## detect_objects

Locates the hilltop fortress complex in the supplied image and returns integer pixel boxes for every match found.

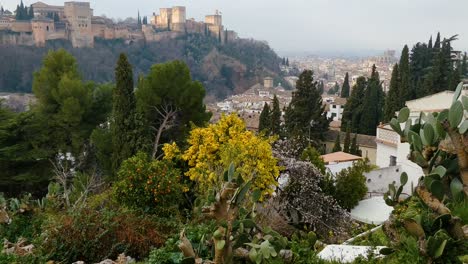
[0,1,238,47]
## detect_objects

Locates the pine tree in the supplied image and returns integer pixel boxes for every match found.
[332,133,342,152]
[259,102,271,133]
[399,45,411,100]
[383,63,400,122]
[284,70,330,141]
[341,72,350,98]
[359,65,383,136]
[270,95,281,135]
[449,60,461,91]
[343,127,351,153]
[111,54,138,175]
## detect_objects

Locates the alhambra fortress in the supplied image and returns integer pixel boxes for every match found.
[0,1,238,47]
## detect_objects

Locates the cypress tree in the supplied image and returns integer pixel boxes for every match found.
[428,35,433,49]
[282,57,286,65]
[383,64,400,122]
[350,134,362,156]
[259,103,271,133]
[224,29,228,43]
[359,65,383,136]
[286,58,289,67]
[28,5,34,19]
[399,45,411,100]
[270,95,281,135]
[343,127,351,153]
[284,70,330,141]
[341,72,350,98]
[111,54,138,175]
[341,76,366,133]
[332,133,342,152]
[434,32,441,50]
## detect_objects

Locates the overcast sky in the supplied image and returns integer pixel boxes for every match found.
[2,0,467,55]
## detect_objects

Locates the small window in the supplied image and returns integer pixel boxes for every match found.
[46,26,49,31]
[390,156,397,166]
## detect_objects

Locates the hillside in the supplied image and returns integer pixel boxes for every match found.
[0,35,288,101]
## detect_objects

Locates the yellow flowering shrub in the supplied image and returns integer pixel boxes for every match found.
[163,114,280,196]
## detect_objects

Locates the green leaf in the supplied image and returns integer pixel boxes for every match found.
[410,133,423,152]
[429,180,444,201]
[435,122,446,140]
[242,219,256,228]
[413,151,427,167]
[398,107,410,123]
[400,172,408,186]
[462,95,468,110]
[216,240,226,250]
[448,101,463,129]
[228,162,235,182]
[235,181,252,205]
[437,109,449,123]
[390,118,402,135]
[249,248,258,262]
[252,189,261,203]
[459,120,468,134]
[420,124,435,146]
[431,166,446,177]
[450,178,464,201]
[404,119,412,138]
[453,82,463,102]
[433,239,447,259]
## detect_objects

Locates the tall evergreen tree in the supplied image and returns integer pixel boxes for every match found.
[341,77,366,133]
[318,81,324,95]
[28,5,34,19]
[350,134,362,156]
[343,127,351,153]
[434,32,441,50]
[258,102,271,133]
[111,54,138,175]
[286,58,289,67]
[332,133,342,152]
[137,11,141,25]
[399,45,411,100]
[428,35,433,49]
[359,65,383,136]
[341,72,350,98]
[383,64,400,122]
[284,70,330,141]
[270,95,281,135]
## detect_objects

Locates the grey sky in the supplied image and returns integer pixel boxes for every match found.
[2,0,467,54]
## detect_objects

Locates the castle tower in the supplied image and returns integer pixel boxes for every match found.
[64,1,93,48]
[264,77,274,89]
[171,6,186,32]
[156,8,172,29]
[31,17,55,47]
[205,10,223,37]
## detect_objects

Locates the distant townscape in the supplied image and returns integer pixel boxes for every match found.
[0,1,238,47]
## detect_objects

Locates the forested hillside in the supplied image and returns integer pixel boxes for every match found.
[0,34,286,100]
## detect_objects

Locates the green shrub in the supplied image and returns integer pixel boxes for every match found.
[113,152,185,215]
[39,208,169,263]
[334,160,372,210]
[0,211,43,243]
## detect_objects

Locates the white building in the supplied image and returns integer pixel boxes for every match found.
[370,89,468,195]
[321,151,363,176]
[324,97,346,121]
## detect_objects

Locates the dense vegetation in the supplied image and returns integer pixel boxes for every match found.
[0,44,466,264]
[0,35,287,100]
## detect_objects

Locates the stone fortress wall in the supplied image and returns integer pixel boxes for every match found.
[0,1,238,48]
